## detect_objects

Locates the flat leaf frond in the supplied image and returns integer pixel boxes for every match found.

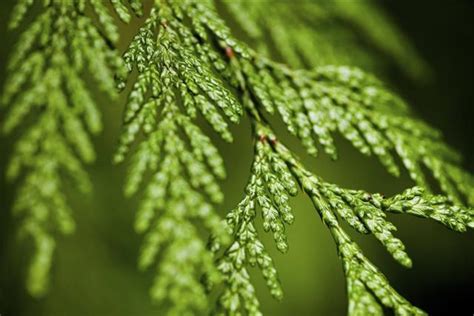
[2,0,133,297]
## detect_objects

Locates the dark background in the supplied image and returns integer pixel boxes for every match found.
[0,1,473,315]
[385,1,474,171]
[383,1,474,314]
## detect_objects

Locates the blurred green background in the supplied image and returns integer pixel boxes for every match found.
[1,1,473,315]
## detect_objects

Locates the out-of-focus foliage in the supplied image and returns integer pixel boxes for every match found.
[2,0,473,315]
[221,0,429,80]
[1,0,129,297]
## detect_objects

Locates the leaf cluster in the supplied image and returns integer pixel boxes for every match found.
[2,0,130,296]
[2,1,473,315]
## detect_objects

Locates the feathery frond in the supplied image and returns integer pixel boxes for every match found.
[115,1,473,315]
[3,0,473,315]
[221,0,428,79]
[115,3,237,313]
[2,0,129,296]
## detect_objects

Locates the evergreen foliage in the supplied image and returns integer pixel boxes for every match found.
[2,0,130,297]
[222,0,428,79]
[2,0,473,315]
[115,5,235,313]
